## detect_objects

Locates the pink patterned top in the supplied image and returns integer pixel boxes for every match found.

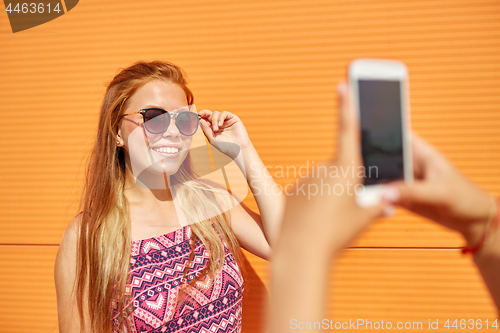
[112,224,244,333]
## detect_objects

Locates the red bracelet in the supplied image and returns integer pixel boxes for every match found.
[462,197,500,255]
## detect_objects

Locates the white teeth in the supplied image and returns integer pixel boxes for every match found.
[153,147,179,154]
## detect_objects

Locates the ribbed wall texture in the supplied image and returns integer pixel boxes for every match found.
[0,0,499,332]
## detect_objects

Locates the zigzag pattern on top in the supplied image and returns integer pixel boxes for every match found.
[112,224,244,333]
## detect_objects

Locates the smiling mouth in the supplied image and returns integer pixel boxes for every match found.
[151,147,180,154]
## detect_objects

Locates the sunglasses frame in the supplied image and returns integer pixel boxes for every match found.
[120,107,201,136]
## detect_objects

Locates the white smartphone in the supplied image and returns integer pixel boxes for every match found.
[348,59,413,207]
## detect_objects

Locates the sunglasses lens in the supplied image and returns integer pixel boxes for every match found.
[144,109,168,133]
[176,112,199,136]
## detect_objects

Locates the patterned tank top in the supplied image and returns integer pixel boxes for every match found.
[112,224,244,333]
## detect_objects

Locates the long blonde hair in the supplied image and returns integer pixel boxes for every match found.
[76,60,244,333]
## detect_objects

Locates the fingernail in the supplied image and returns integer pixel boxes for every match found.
[214,125,218,131]
[382,186,400,202]
[384,205,395,217]
[219,120,223,126]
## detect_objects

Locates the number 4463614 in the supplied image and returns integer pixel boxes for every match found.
[444,319,498,330]
[5,3,61,14]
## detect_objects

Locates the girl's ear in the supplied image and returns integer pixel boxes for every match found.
[116,127,124,147]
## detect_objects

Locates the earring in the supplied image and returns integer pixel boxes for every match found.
[116,140,120,146]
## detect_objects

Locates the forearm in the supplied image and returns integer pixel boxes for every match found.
[240,144,286,247]
[457,196,500,316]
[270,242,332,332]
[471,225,500,316]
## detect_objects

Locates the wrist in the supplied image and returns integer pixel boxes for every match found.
[273,240,333,274]
[462,196,499,255]
[460,192,494,244]
[462,220,489,250]
[275,228,342,265]
[240,142,255,155]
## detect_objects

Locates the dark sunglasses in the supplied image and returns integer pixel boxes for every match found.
[120,107,200,136]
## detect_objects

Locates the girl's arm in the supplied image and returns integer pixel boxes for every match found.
[198,110,286,259]
[238,143,286,248]
[385,134,500,315]
[55,215,89,333]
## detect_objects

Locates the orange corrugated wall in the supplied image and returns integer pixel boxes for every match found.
[1,0,499,332]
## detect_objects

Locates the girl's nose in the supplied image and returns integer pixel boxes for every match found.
[162,114,180,137]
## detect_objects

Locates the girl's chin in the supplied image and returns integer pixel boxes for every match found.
[128,150,190,183]
[134,163,182,189]
[143,162,182,176]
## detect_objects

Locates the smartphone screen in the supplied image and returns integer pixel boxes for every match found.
[358,79,404,185]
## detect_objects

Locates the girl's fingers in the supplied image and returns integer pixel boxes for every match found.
[212,111,221,131]
[362,202,393,221]
[383,181,446,209]
[198,109,235,131]
[199,110,215,129]
[199,118,214,140]
[198,109,220,131]
[219,111,228,127]
[337,82,362,179]
[198,109,212,119]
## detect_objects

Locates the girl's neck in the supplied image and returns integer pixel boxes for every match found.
[123,167,174,203]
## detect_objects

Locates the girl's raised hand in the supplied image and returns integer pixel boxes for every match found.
[198,110,252,151]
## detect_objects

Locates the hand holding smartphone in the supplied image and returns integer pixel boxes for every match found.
[348,59,413,207]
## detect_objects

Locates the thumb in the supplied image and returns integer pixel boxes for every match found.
[350,203,392,241]
[360,202,394,221]
[199,118,214,140]
[383,181,446,209]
